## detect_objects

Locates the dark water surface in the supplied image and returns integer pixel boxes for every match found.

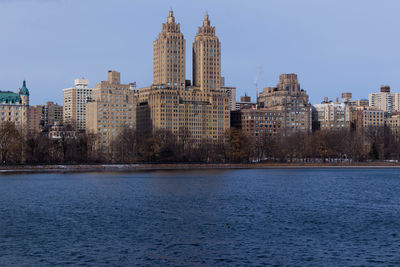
[0,168,400,266]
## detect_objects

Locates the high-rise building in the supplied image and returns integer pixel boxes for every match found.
[138,11,230,144]
[0,80,29,129]
[369,86,394,113]
[86,71,137,148]
[153,10,186,89]
[192,13,221,92]
[257,74,312,135]
[63,78,93,130]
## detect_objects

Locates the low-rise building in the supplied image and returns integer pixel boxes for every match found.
[352,106,386,130]
[385,115,400,136]
[231,108,282,143]
[48,121,76,140]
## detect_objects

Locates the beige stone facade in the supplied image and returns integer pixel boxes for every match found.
[352,106,385,130]
[257,74,312,135]
[138,11,230,144]
[385,115,400,136]
[86,71,137,147]
[153,11,186,89]
[192,14,221,92]
[0,81,29,130]
[221,86,237,111]
[63,78,92,130]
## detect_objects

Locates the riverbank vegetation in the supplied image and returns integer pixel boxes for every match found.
[1,121,400,165]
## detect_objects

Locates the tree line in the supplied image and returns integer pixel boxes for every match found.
[1,121,400,165]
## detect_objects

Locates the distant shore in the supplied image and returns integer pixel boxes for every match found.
[0,162,400,174]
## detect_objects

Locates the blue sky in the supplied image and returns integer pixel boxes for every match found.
[1,0,399,105]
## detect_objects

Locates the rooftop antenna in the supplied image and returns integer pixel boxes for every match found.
[253,66,262,103]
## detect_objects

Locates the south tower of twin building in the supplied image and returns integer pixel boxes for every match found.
[192,14,221,93]
[138,11,230,144]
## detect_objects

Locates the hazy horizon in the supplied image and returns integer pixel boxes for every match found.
[1,0,399,105]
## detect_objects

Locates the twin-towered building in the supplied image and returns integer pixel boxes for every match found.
[137,11,230,145]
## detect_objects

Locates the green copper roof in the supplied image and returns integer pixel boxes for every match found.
[19,80,30,96]
[0,91,22,104]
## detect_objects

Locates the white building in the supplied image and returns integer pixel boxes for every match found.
[368,86,400,114]
[313,100,351,130]
[62,78,93,130]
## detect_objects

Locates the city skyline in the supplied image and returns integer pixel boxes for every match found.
[1,0,400,105]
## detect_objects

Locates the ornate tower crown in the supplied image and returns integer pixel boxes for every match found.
[197,13,215,36]
[167,10,175,23]
[19,80,30,96]
[203,14,210,27]
[161,9,181,34]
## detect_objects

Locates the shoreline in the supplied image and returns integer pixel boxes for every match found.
[1,162,400,174]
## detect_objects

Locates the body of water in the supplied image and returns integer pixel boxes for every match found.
[0,168,399,266]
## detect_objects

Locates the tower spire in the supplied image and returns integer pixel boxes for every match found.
[203,13,210,27]
[168,9,175,23]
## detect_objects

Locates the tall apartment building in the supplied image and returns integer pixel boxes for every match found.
[0,80,29,129]
[43,101,63,128]
[369,86,393,113]
[86,71,137,147]
[138,11,230,144]
[257,74,312,135]
[63,78,92,130]
[312,100,351,131]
